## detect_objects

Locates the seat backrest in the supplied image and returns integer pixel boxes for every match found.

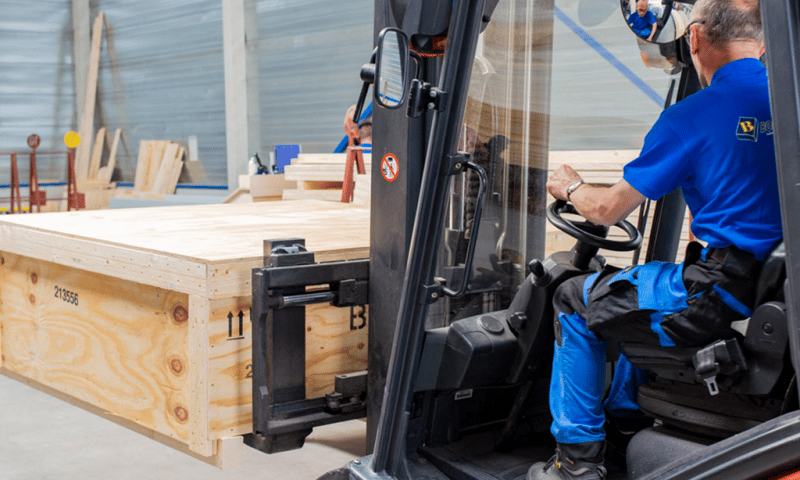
[755,242,786,305]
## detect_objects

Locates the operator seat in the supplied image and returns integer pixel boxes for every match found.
[620,243,794,439]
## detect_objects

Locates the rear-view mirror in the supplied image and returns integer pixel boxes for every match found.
[375,28,410,109]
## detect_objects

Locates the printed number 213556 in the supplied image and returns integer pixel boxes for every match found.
[54,286,79,306]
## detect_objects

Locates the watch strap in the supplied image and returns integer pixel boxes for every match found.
[566,180,585,201]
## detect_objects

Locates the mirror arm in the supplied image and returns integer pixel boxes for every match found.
[352,50,378,125]
[406,80,447,118]
[353,81,371,125]
[409,50,423,79]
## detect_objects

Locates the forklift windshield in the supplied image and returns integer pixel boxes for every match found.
[431,0,682,328]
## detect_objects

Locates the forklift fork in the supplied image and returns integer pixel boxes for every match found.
[246,238,369,453]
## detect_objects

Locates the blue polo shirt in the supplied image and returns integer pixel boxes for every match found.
[624,58,782,260]
[628,11,657,37]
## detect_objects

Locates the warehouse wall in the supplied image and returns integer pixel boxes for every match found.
[0,0,676,188]
[0,1,75,180]
[0,0,373,186]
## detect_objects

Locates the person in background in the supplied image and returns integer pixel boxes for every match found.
[628,0,658,41]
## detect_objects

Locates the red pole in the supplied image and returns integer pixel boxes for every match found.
[27,134,45,212]
[10,153,21,213]
[67,149,85,211]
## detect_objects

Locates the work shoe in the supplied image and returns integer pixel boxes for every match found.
[527,442,607,480]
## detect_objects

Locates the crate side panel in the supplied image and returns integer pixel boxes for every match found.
[0,252,192,442]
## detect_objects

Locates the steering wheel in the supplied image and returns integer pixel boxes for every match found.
[546,200,642,252]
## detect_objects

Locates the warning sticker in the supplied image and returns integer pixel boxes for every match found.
[381,154,399,182]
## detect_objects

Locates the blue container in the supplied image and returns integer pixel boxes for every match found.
[275,144,300,173]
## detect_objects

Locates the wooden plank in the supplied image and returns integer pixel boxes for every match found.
[189,294,212,455]
[0,200,369,296]
[285,164,350,182]
[352,173,371,206]
[0,253,191,443]
[548,149,640,165]
[282,189,343,202]
[162,147,186,194]
[97,128,121,183]
[133,140,153,191]
[144,140,169,192]
[293,153,373,165]
[71,0,90,121]
[150,142,180,194]
[87,126,106,180]
[75,12,105,180]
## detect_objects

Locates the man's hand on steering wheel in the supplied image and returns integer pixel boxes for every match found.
[547,165,585,202]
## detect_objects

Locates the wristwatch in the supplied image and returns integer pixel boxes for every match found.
[566,179,585,201]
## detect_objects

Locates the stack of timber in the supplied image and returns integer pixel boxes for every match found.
[0,200,369,465]
[67,126,123,211]
[283,152,372,201]
[544,150,694,266]
[132,140,186,194]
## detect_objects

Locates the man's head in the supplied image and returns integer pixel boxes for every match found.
[688,0,764,86]
[636,0,648,17]
[358,117,372,144]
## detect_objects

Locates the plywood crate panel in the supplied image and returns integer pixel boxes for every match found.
[0,200,369,461]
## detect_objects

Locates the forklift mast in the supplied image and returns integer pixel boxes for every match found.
[367,0,547,455]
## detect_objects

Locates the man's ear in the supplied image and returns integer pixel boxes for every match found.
[690,28,700,55]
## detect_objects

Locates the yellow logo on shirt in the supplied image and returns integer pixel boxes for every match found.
[736,117,758,141]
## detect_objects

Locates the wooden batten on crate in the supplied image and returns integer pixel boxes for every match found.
[0,200,369,464]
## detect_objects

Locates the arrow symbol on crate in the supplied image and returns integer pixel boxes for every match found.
[228,312,234,337]
[238,310,244,336]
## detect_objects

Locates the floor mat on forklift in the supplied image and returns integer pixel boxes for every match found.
[419,432,628,480]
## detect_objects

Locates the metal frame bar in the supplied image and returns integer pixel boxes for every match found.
[762,0,800,404]
[368,0,487,476]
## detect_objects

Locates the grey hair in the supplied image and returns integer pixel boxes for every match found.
[695,0,763,45]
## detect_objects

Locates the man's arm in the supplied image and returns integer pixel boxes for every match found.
[547,165,646,227]
[648,22,657,41]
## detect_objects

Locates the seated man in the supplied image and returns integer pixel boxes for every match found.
[528,1,782,479]
[628,0,658,42]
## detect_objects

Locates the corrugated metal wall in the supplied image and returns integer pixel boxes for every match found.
[0,1,74,181]
[257,0,374,154]
[0,0,373,186]
[0,0,679,188]
[96,0,227,183]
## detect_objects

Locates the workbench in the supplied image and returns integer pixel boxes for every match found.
[0,200,369,465]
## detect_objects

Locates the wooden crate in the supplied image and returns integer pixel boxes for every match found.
[0,200,369,463]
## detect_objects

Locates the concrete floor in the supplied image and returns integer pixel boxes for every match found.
[0,374,366,480]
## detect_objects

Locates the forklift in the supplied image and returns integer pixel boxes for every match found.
[247,0,800,478]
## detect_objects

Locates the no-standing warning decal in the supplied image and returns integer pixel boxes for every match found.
[381,153,399,182]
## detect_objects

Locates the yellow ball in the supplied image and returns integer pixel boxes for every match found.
[64,131,81,149]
